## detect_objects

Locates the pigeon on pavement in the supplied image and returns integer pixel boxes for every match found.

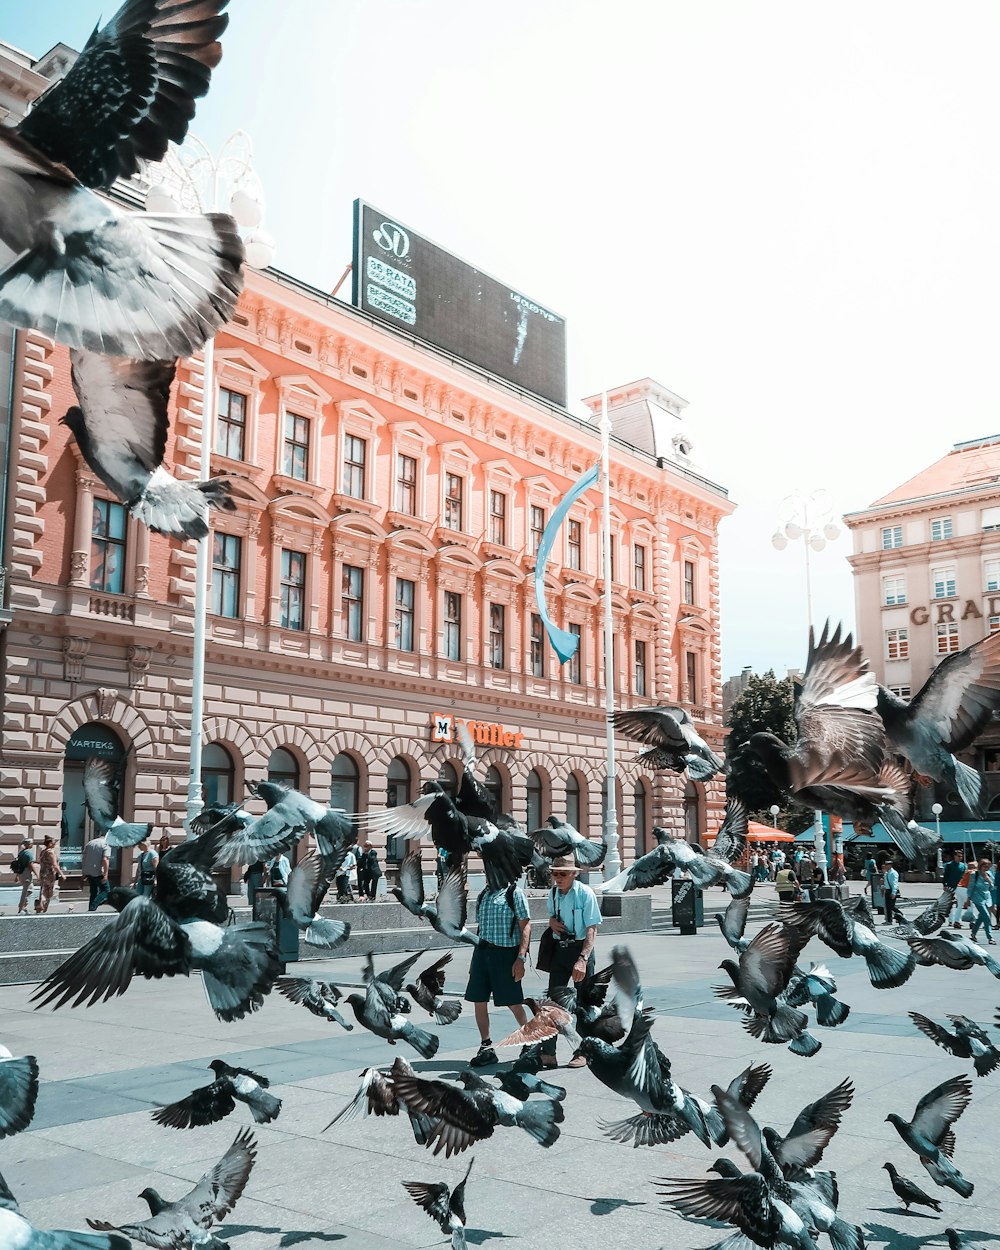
[284,853,350,949]
[151,1059,281,1129]
[404,952,463,1025]
[907,930,1000,979]
[345,979,440,1059]
[392,859,480,946]
[88,1127,256,1248]
[62,352,236,540]
[885,1075,974,1197]
[81,757,152,847]
[275,975,354,1029]
[881,1162,943,1212]
[529,816,607,868]
[876,632,1000,817]
[612,705,724,780]
[402,1157,474,1250]
[0,1166,128,1249]
[0,1044,38,1138]
[0,0,243,361]
[909,1013,1000,1076]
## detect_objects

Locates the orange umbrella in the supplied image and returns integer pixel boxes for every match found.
[705,821,796,844]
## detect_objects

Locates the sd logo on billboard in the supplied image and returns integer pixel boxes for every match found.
[372,220,410,259]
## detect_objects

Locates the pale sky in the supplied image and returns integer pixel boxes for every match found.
[8,2,1000,677]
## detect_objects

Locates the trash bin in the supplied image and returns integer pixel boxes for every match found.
[671,878,700,935]
[252,887,299,964]
[816,884,836,901]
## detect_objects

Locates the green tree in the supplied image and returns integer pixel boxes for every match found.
[726,670,811,834]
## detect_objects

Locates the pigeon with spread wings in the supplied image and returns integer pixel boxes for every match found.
[403,1157,474,1250]
[612,704,724,781]
[151,1059,280,1129]
[885,1075,975,1197]
[63,351,236,541]
[81,756,151,848]
[0,0,243,360]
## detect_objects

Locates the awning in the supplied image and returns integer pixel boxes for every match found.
[706,822,797,844]
[794,820,1000,850]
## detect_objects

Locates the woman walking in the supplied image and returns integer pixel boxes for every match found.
[967,858,996,945]
[133,836,159,896]
[35,835,66,914]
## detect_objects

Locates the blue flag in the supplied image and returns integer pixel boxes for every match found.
[533,462,600,664]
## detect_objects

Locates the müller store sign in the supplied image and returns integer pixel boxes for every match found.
[431,713,526,750]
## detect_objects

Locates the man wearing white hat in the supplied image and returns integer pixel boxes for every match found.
[539,856,602,1069]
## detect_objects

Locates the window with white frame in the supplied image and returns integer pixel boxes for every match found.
[568,622,582,684]
[982,507,1000,531]
[489,490,507,546]
[633,544,647,591]
[936,622,960,654]
[529,505,546,556]
[685,651,699,704]
[886,627,909,660]
[91,499,127,594]
[341,564,364,641]
[211,533,242,618]
[215,388,247,460]
[881,525,903,550]
[634,640,648,696]
[395,578,414,651]
[530,613,545,677]
[683,560,696,605]
[444,592,462,660]
[932,566,957,599]
[567,519,582,570]
[444,473,464,531]
[888,685,912,699]
[395,454,417,515]
[279,549,306,631]
[985,560,1000,592]
[882,574,907,605]
[931,517,953,542]
[283,413,310,481]
[489,603,506,669]
[990,616,1000,635]
[342,434,367,499]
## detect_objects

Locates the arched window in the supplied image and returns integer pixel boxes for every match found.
[202,742,235,807]
[387,757,412,808]
[634,779,649,857]
[330,753,360,814]
[267,747,299,791]
[526,769,543,832]
[62,723,126,875]
[566,773,582,831]
[484,765,503,813]
[684,779,703,844]
[439,761,459,796]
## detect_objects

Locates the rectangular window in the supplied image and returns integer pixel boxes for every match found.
[634,639,648,696]
[215,388,246,460]
[683,560,696,605]
[882,574,907,606]
[886,627,909,661]
[634,544,647,591]
[445,473,464,531]
[90,499,127,594]
[341,564,363,641]
[567,518,582,570]
[568,622,582,684]
[395,453,417,515]
[280,549,306,631]
[395,577,414,651]
[931,517,953,542]
[985,560,1000,592]
[529,505,546,556]
[936,622,960,655]
[685,651,698,704]
[932,567,956,599]
[888,685,912,699]
[982,507,1000,531]
[283,412,310,481]
[444,591,462,661]
[990,616,1000,635]
[343,434,367,499]
[489,490,507,546]
[881,525,903,550]
[530,613,545,677]
[211,532,242,618]
[489,603,506,669]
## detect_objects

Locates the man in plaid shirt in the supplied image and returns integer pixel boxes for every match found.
[465,883,532,1067]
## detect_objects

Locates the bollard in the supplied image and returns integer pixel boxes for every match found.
[252,887,299,966]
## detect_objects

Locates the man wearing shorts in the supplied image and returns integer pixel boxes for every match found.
[465,882,532,1067]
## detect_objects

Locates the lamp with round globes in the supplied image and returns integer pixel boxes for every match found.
[144,185,179,214]
[243,227,276,272]
[771,532,788,551]
[772,489,842,636]
[784,522,803,540]
[810,535,826,552]
[823,523,840,542]
[229,187,264,229]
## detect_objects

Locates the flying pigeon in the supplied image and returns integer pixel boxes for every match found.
[761,1077,855,1177]
[364,952,420,1017]
[275,975,353,1029]
[88,1127,256,1248]
[402,1157,474,1250]
[404,952,463,1025]
[910,1012,1000,1076]
[81,757,152,847]
[493,1070,567,1103]
[0,1166,128,1250]
[213,780,355,869]
[392,858,480,946]
[777,897,915,989]
[31,822,280,1020]
[883,888,956,939]
[881,1162,943,1213]
[885,1075,974,1197]
[783,964,850,1030]
[715,922,810,1044]
[907,929,1000,980]
[0,0,243,361]
[62,352,236,540]
[876,632,1000,817]
[151,1059,281,1129]
[495,1000,575,1048]
[530,816,607,868]
[0,1044,38,1138]
[547,966,626,1045]
[323,1057,439,1145]
[345,979,440,1059]
[612,705,725,780]
[284,853,350,949]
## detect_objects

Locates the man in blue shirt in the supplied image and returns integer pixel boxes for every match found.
[882,859,900,925]
[942,848,968,928]
[540,857,602,1069]
[465,883,532,1067]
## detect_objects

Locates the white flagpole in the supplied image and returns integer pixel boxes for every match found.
[599,392,621,882]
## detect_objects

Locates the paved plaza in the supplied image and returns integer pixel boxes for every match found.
[2,888,999,1250]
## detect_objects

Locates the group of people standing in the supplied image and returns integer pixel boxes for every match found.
[942,847,998,944]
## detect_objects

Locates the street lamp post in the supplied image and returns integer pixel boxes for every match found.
[932,802,943,871]
[146,132,275,834]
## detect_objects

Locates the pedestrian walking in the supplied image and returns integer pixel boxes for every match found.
[157,833,172,859]
[967,858,996,945]
[882,859,901,925]
[466,882,532,1067]
[362,845,382,900]
[335,848,356,903]
[539,857,601,1069]
[81,831,110,911]
[132,836,159,896]
[35,835,66,913]
[11,837,36,914]
[942,848,968,928]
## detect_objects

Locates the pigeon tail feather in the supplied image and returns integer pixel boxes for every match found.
[951,757,986,819]
[827,1218,866,1250]
[862,940,915,989]
[301,917,351,949]
[400,1021,440,1059]
[249,1089,282,1124]
[983,954,1000,980]
[131,469,236,540]
[725,867,753,899]
[433,999,463,1026]
[974,1049,1000,1077]
[815,994,850,1028]
[745,1003,809,1044]
[787,1030,822,1057]
[512,1096,563,1147]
